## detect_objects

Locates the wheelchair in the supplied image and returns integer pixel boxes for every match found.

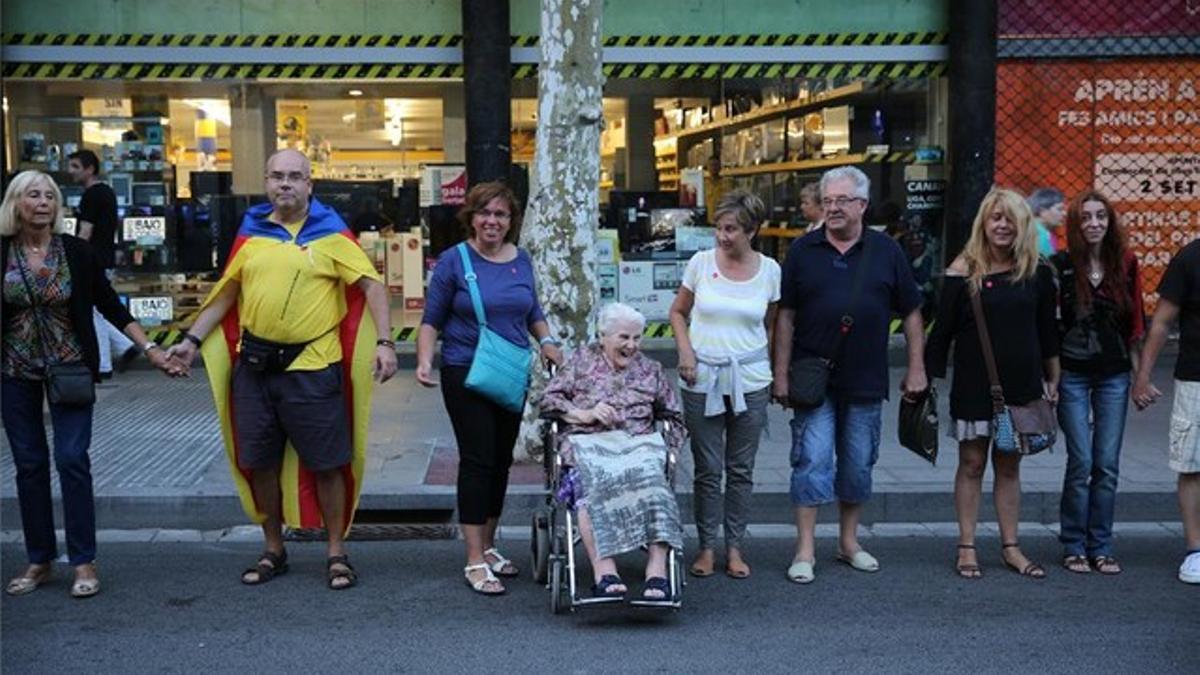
[529,414,684,614]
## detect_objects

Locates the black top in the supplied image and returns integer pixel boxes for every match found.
[925,264,1059,421]
[77,182,119,269]
[1051,251,1144,377]
[780,228,923,401]
[1158,238,1200,382]
[1,235,136,382]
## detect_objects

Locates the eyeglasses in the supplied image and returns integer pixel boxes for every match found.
[266,171,309,184]
[476,209,512,222]
[821,197,864,209]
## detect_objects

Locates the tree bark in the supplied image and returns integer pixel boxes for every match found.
[516,0,605,460]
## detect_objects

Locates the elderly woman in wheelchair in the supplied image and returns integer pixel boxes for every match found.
[540,302,686,605]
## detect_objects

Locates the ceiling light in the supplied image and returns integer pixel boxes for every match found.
[348,89,364,97]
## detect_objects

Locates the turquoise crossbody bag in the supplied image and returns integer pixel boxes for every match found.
[457,243,533,412]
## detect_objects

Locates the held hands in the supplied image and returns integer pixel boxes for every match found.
[1132,377,1162,410]
[1042,379,1060,405]
[161,342,198,378]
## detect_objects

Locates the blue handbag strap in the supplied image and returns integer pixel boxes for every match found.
[456,242,489,328]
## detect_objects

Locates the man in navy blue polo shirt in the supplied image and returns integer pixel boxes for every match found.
[772,166,927,584]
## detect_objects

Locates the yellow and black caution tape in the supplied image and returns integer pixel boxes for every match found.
[864,151,917,163]
[2,32,945,48]
[3,61,945,80]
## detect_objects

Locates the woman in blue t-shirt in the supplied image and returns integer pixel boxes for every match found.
[416,182,563,595]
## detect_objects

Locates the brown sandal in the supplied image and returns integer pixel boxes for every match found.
[1062,554,1091,574]
[1002,542,1046,579]
[241,549,288,585]
[327,554,358,590]
[955,544,982,579]
[1090,555,1122,575]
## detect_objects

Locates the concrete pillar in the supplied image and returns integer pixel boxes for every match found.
[461,0,511,185]
[625,94,657,191]
[442,83,466,164]
[229,85,276,195]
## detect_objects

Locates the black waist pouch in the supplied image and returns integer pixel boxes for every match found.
[240,330,310,373]
[788,356,832,409]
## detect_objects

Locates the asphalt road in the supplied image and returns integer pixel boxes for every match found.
[2,536,1195,673]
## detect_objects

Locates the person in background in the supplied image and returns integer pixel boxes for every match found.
[704,155,735,225]
[67,150,137,378]
[800,182,823,233]
[1027,187,1066,258]
[925,188,1059,581]
[671,190,780,579]
[2,171,174,599]
[416,181,563,596]
[1052,191,1144,576]
[1132,236,1200,585]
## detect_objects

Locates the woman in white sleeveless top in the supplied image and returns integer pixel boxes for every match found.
[669,190,780,579]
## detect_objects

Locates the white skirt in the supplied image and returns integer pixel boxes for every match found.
[952,419,993,441]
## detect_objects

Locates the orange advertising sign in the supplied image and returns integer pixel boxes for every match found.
[996,59,1200,308]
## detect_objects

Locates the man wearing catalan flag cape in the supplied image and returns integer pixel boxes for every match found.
[168,150,397,590]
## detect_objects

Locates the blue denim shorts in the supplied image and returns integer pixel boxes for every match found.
[788,393,882,506]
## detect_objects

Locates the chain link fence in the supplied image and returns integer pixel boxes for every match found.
[994,0,1200,309]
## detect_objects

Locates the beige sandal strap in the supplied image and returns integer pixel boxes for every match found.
[464,562,498,590]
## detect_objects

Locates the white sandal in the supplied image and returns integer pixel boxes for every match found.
[483,547,519,578]
[464,562,505,595]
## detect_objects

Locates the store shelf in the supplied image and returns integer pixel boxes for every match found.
[655,81,867,143]
[722,153,868,177]
[655,161,677,170]
[599,180,614,189]
[657,172,681,182]
[759,227,808,238]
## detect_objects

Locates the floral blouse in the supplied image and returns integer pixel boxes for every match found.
[2,236,84,380]
[540,343,686,454]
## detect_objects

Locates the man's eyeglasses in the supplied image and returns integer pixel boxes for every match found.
[266,171,309,184]
[821,196,864,209]
[477,209,512,222]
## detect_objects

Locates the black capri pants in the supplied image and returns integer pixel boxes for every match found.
[441,366,522,525]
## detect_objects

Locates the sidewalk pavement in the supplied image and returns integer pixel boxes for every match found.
[0,357,1185,530]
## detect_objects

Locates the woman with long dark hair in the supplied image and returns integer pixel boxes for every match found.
[1052,191,1144,575]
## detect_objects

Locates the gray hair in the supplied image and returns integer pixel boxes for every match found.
[596,302,646,337]
[0,171,66,237]
[712,189,766,234]
[800,182,821,203]
[1026,187,1064,217]
[820,166,871,201]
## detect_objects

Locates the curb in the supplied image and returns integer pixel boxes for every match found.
[3,490,1181,532]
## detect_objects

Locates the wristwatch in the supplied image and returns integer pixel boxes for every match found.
[181,332,203,348]
[141,341,159,355]
[539,336,561,347]
[376,338,396,348]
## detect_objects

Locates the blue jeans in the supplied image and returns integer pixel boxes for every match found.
[1,376,97,566]
[1057,370,1129,557]
[789,393,882,506]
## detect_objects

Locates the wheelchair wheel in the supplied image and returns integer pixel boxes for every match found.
[549,557,566,614]
[530,508,551,585]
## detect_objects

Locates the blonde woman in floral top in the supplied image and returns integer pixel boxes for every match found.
[1,171,173,599]
[541,303,685,602]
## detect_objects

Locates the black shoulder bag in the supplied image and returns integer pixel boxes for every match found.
[14,245,96,406]
[788,236,872,408]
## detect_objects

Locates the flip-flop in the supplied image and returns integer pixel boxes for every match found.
[241,550,289,585]
[70,577,100,599]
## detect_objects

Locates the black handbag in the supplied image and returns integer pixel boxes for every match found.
[14,244,96,406]
[239,330,311,373]
[898,385,939,464]
[787,237,872,409]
